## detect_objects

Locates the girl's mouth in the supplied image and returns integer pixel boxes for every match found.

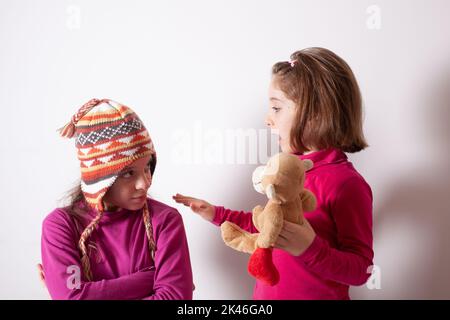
[131,195,147,201]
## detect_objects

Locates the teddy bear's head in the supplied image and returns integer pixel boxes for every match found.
[252,153,313,204]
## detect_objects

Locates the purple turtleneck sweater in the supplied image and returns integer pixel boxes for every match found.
[41,198,193,300]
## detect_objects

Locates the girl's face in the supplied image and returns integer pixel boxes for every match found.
[102,155,153,211]
[265,77,297,153]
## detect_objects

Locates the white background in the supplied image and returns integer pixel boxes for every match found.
[1,0,449,299]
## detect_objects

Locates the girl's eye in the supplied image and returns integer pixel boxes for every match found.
[121,170,134,178]
[145,162,152,173]
[271,106,281,113]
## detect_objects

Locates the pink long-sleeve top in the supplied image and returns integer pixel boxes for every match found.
[213,148,374,300]
[41,198,193,300]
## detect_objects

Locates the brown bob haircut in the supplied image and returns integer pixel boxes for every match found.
[272,47,368,154]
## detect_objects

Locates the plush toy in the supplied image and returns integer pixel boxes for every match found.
[220,152,316,286]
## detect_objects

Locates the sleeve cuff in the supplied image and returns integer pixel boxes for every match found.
[297,234,325,265]
[211,206,224,226]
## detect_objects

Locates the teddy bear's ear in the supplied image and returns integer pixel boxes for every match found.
[266,184,281,204]
[302,159,314,171]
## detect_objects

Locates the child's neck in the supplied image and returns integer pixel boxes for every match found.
[103,202,120,212]
[303,149,317,155]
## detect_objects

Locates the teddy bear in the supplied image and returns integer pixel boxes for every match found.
[220,152,316,286]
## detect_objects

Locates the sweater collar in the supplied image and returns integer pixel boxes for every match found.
[295,148,348,171]
[78,201,136,222]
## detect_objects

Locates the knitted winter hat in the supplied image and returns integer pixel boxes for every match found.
[59,98,156,212]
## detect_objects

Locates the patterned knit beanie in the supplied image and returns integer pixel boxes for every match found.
[59,98,157,280]
[59,98,156,211]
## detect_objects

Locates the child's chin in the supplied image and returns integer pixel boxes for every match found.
[125,202,146,211]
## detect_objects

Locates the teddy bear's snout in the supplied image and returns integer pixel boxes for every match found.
[252,165,266,193]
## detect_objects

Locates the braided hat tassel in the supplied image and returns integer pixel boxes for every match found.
[58,98,105,138]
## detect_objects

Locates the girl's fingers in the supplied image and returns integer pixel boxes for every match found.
[278,229,290,240]
[173,197,193,205]
[173,195,208,213]
[174,193,188,197]
[37,264,45,281]
[173,198,198,206]
[274,236,288,249]
[283,220,303,233]
[173,196,189,202]
[173,198,188,205]
[173,194,197,201]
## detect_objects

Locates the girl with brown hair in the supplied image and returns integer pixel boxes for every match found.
[174,47,373,300]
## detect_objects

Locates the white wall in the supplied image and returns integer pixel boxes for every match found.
[1,0,449,299]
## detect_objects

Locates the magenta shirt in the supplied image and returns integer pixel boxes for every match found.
[213,148,374,299]
[41,198,193,300]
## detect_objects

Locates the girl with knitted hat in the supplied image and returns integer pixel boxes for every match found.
[40,99,193,299]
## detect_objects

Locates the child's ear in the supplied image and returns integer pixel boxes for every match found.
[302,159,314,171]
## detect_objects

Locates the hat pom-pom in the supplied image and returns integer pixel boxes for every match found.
[58,121,76,138]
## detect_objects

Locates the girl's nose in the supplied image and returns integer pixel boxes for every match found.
[136,173,152,190]
[265,114,274,128]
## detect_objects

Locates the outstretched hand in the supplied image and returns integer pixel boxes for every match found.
[172,194,215,222]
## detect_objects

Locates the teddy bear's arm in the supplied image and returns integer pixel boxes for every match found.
[252,205,264,230]
[256,205,284,248]
[301,189,317,212]
[221,222,258,254]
